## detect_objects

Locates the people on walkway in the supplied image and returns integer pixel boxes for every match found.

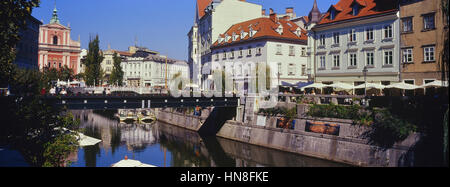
[49,87,56,95]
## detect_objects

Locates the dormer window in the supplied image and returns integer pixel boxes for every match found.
[240,30,247,39]
[225,34,231,42]
[352,4,360,16]
[330,9,336,20]
[295,27,301,37]
[276,24,283,35]
[249,27,254,37]
[232,32,237,41]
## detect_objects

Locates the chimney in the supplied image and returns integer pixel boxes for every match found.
[270,13,278,22]
[286,7,294,14]
[269,8,274,14]
[262,9,266,16]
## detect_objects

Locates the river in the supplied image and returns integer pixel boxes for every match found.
[68,110,349,167]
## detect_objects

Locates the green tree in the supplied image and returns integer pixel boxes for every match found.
[59,65,74,81]
[0,0,40,87]
[83,35,104,86]
[109,53,124,86]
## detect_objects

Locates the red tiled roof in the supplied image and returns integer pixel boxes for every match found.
[198,0,212,19]
[213,16,307,47]
[319,0,398,25]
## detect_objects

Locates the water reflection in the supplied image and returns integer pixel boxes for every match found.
[69,110,348,167]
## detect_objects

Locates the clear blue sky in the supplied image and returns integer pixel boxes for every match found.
[32,0,338,61]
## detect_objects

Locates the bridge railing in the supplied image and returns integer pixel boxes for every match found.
[79,87,169,95]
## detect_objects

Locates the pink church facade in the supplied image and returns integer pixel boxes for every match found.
[38,6,81,74]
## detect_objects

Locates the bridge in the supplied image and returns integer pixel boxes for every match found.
[41,95,240,110]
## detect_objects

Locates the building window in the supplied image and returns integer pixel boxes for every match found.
[223,50,227,59]
[349,53,357,67]
[301,65,306,76]
[289,46,295,56]
[256,47,262,55]
[319,34,326,46]
[402,17,413,32]
[248,46,253,56]
[333,54,340,68]
[216,52,219,60]
[384,24,393,39]
[384,50,393,65]
[424,46,435,62]
[53,36,58,45]
[239,48,243,57]
[423,13,436,30]
[366,27,374,41]
[402,48,413,63]
[333,32,340,44]
[349,29,357,42]
[276,44,282,55]
[106,60,111,65]
[277,63,282,76]
[301,47,306,56]
[288,64,296,76]
[366,52,374,66]
[319,56,326,69]
[230,49,235,59]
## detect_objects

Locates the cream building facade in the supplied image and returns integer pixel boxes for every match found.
[121,55,189,87]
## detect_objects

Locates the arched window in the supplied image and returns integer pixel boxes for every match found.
[53,36,58,45]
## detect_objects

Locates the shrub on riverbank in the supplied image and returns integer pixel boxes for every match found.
[0,68,81,167]
[307,103,362,120]
[306,103,417,148]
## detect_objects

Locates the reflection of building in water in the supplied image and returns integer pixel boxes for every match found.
[72,110,160,153]
[118,123,159,151]
[72,110,116,154]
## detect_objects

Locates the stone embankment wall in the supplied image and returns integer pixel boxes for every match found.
[154,101,419,167]
[216,104,419,167]
[154,108,212,131]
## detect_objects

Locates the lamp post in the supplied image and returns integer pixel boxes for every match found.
[362,66,368,97]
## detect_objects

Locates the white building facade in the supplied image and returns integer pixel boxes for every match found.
[121,55,189,88]
[210,15,309,92]
[309,0,401,86]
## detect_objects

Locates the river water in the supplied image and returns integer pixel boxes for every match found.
[68,110,349,167]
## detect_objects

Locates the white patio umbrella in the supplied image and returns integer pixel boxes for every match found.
[354,83,386,89]
[326,82,355,90]
[385,82,420,90]
[301,83,327,90]
[111,159,156,167]
[420,80,449,88]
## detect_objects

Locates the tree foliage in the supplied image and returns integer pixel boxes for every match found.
[83,35,104,86]
[108,53,124,86]
[0,0,40,87]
